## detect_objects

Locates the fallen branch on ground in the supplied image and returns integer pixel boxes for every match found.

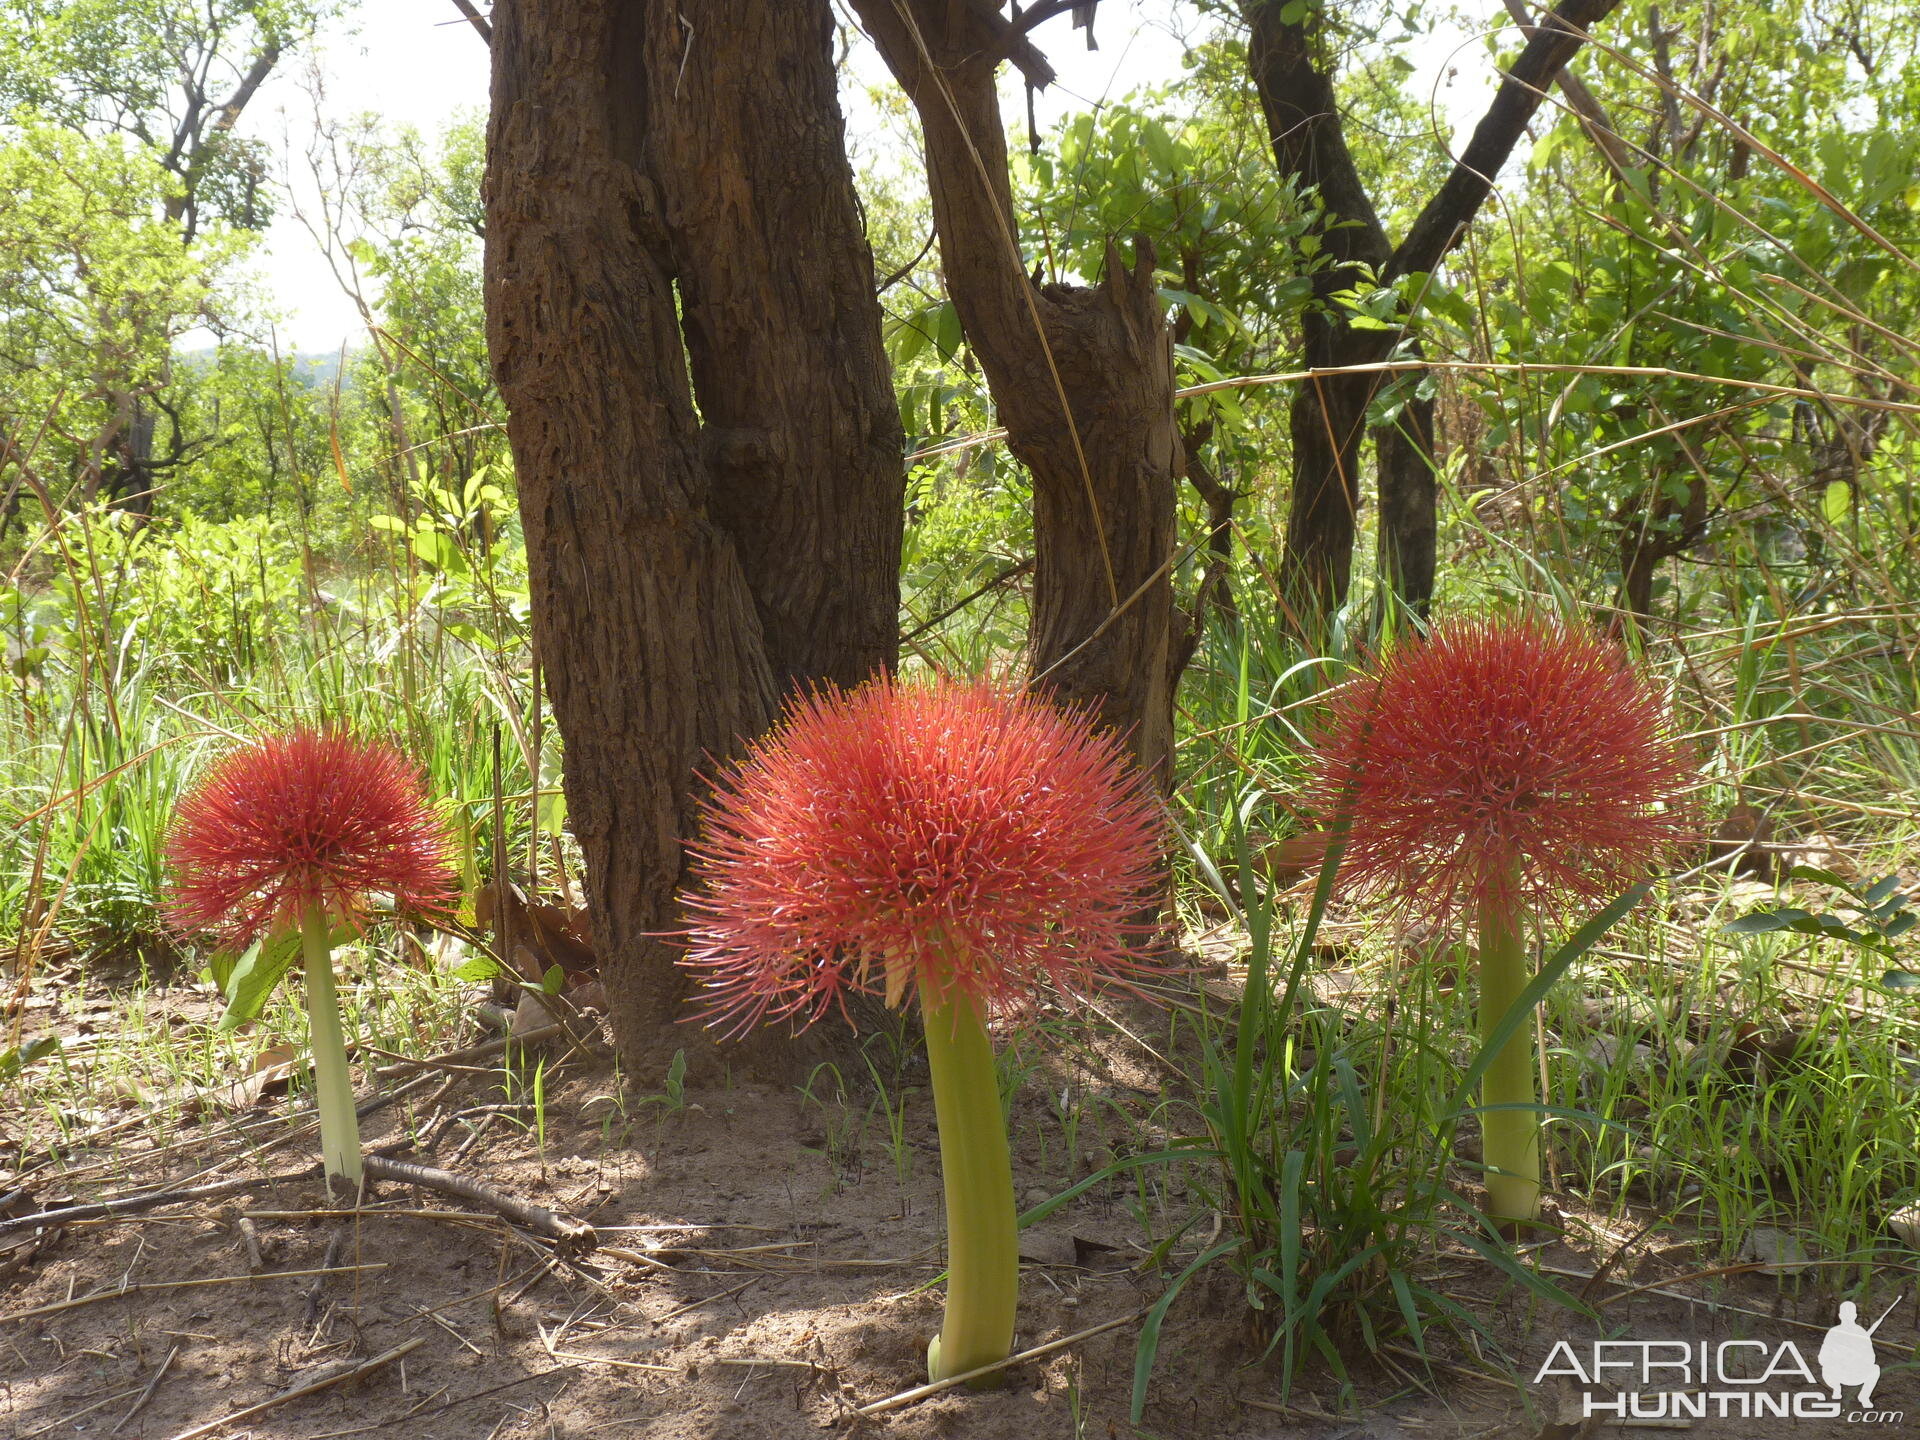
[0,1166,320,1241]
[362,1153,597,1255]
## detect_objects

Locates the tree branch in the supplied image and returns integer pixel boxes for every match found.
[1388,0,1625,282]
[1497,0,1633,179]
[450,0,492,45]
[1242,0,1391,274]
[212,43,281,134]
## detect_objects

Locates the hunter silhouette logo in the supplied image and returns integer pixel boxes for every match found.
[1819,1300,1896,1408]
[1535,1297,1904,1424]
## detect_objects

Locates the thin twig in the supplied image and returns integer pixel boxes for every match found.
[0,1263,386,1325]
[853,1309,1146,1416]
[160,1337,426,1440]
[655,1279,755,1322]
[373,1022,567,1079]
[20,1385,148,1440]
[447,0,491,44]
[109,1341,180,1434]
[0,1166,318,1241]
[536,1319,677,1374]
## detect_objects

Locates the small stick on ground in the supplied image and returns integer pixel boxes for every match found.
[0,1166,319,1241]
[362,1154,596,1256]
[853,1309,1147,1417]
[304,1227,350,1325]
[0,1263,386,1325]
[227,1211,264,1272]
[20,1384,148,1440]
[655,1279,755,1322]
[160,1336,426,1440]
[109,1340,181,1434]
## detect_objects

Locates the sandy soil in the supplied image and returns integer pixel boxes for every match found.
[3,1009,1913,1440]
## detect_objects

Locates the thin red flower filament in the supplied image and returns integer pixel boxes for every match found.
[679,677,1165,1036]
[166,728,456,947]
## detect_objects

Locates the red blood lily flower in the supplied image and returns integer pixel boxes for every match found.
[166,728,455,1197]
[679,674,1166,1035]
[165,727,456,947]
[1306,615,1695,1225]
[677,674,1165,1381]
[1307,615,1695,926]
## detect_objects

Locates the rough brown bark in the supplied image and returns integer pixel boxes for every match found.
[485,0,903,1067]
[850,0,1180,785]
[1246,0,1623,620]
[1376,382,1438,613]
[1616,470,1707,617]
[1244,0,1394,616]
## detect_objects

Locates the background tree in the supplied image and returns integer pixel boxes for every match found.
[1458,0,1920,620]
[0,125,236,524]
[1018,92,1328,667]
[849,0,1185,788]
[0,0,335,240]
[1241,0,1625,619]
[484,0,905,1066]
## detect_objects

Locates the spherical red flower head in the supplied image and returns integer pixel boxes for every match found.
[165,729,457,947]
[678,676,1166,1035]
[1306,617,1694,926]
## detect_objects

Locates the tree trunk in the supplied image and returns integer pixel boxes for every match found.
[850,0,1180,786]
[1375,380,1438,617]
[484,0,903,1068]
[1244,0,1396,618]
[1247,0,1624,622]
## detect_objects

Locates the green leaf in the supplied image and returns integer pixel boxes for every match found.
[541,963,566,996]
[1862,876,1901,906]
[1791,865,1854,892]
[1786,912,1862,939]
[0,1034,60,1081]
[932,301,964,361]
[1822,480,1851,526]
[412,529,470,578]
[453,953,505,983]
[1881,971,1920,991]
[1131,1239,1244,1423]
[1722,910,1800,934]
[218,931,302,1032]
[205,946,240,995]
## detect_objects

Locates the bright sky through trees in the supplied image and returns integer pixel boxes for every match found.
[241,0,1495,351]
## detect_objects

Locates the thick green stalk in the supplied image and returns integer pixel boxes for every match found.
[921,988,1017,1384]
[1476,891,1540,1224]
[301,905,363,1199]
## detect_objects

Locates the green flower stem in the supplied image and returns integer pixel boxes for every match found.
[1477,891,1540,1225]
[921,987,1017,1384]
[300,905,363,1199]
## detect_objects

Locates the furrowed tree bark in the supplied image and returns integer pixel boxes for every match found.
[1246,0,1623,621]
[485,0,903,1067]
[1244,0,1394,618]
[850,0,1180,787]
[1375,377,1438,617]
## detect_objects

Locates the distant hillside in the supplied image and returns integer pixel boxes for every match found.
[173,347,362,388]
